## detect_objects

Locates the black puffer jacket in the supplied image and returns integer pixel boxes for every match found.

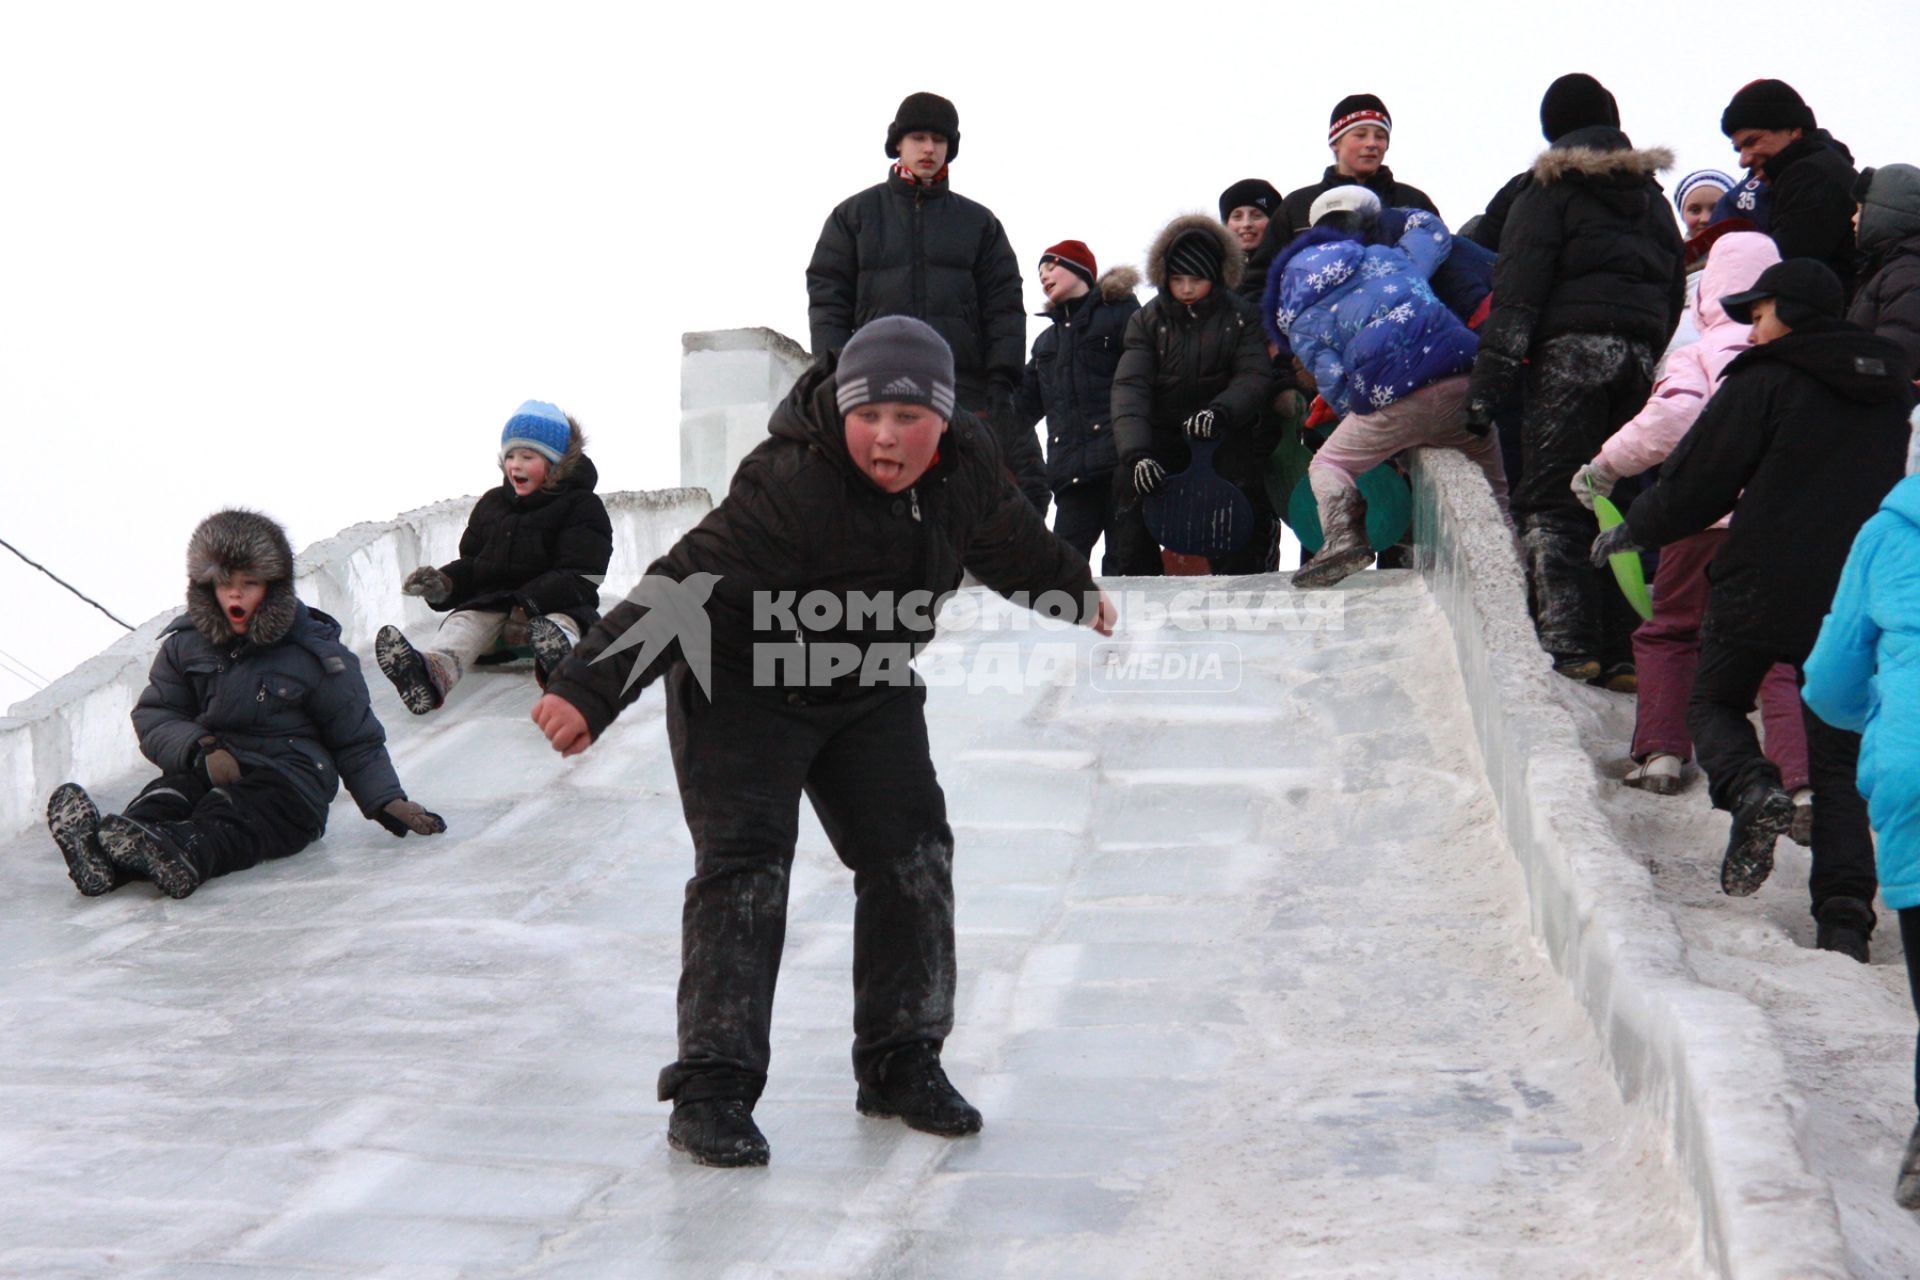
[543,362,1097,738]
[1112,216,1275,486]
[1468,171,1530,252]
[1468,126,1686,409]
[133,602,405,829]
[1627,320,1915,655]
[1761,129,1859,299]
[1247,165,1441,299]
[806,169,1026,398]
[1016,267,1141,494]
[1849,164,1920,379]
[435,425,612,633]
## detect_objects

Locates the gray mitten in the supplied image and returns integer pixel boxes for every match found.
[402,566,453,604]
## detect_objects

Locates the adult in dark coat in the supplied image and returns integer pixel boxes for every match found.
[1112,215,1277,574]
[1719,79,1860,298]
[535,317,1110,1169]
[47,510,441,900]
[1014,239,1142,570]
[805,92,1046,514]
[1850,164,1920,379]
[1465,74,1686,681]
[1603,259,1915,951]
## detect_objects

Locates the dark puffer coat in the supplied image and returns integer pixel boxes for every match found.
[435,423,612,633]
[1112,216,1275,485]
[134,602,405,830]
[1016,267,1142,495]
[1626,320,1916,656]
[543,362,1097,739]
[1756,129,1859,298]
[1467,126,1687,409]
[1849,163,1920,379]
[805,169,1026,400]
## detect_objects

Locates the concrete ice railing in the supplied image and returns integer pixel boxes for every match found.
[0,488,712,843]
[1410,447,1848,1279]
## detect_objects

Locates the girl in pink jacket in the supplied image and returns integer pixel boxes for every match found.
[1571,231,1811,825]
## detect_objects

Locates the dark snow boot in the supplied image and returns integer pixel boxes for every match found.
[1553,656,1603,683]
[666,1099,769,1168]
[1720,783,1794,897]
[375,625,447,715]
[1814,896,1874,963]
[857,1043,983,1137]
[527,615,574,684]
[48,784,118,896]
[1601,662,1638,694]
[97,815,201,900]
[1292,490,1373,589]
[1897,1119,1920,1210]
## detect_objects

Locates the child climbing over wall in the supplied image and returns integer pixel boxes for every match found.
[375,400,613,713]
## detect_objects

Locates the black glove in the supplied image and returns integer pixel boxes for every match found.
[402,566,453,605]
[377,798,447,838]
[1590,523,1641,568]
[1462,400,1495,438]
[1183,408,1217,440]
[1132,457,1166,496]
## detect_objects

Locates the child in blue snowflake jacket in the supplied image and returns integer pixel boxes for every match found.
[1264,186,1508,588]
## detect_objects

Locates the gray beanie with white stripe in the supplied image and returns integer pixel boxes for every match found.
[834,316,957,418]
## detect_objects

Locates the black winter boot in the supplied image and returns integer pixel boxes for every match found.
[48,784,118,896]
[527,615,574,685]
[857,1043,983,1137]
[1292,490,1374,589]
[97,815,201,900]
[1814,896,1874,963]
[1720,783,1794,897]
[666,1099,769,1167]
[1897,1119,1920,1210]
[375,625,448,715]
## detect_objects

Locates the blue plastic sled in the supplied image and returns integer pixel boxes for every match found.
[1142,437,1255,558]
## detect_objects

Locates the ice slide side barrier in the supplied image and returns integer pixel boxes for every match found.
[1412,445,1848,1278]
[0,488,712,845]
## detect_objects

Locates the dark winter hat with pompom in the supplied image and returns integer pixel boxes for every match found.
[1218,178,1282,222]
[1540,73,1619,143]
[1720,79,1817,137]
[184,508,299,647]
[885,92,960,160]
[1327,94,1391,147]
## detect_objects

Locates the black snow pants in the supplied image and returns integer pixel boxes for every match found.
[1106,466,1165,576]
[123,770,325,883]
[1510,334,1655,667]
[655,665,957,1106]
[1901,910,1920,1108]
[1053,475,1122,574]
[1688,635,1877,917]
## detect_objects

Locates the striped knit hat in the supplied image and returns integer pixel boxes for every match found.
[1328,94,1391,147]
[501,400,571,464]
[1674,169,1737,212]
[1039,240,1098,289]
[835,317,956,418]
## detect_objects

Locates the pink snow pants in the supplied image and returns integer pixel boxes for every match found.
[1630,528,1809,788]
[1307,375,1511,517]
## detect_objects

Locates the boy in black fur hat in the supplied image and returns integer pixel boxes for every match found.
[46,509,444,900]
[375,400,613,714]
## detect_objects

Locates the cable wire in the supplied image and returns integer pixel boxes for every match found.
[0,536,135,630]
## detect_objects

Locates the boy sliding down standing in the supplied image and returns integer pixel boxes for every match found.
[47,510,444,900]
[531,317,1114,1168]
[377,400,613,713]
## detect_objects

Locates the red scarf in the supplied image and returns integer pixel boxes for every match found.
[892,162,949,186]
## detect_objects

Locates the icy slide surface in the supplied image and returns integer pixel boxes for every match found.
[0,574,1703,1277]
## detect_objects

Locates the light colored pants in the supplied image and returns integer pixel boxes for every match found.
[1307,375,1510,517]
[428,609,579,690]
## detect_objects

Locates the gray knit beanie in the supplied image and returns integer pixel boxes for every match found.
[835,316,957,417]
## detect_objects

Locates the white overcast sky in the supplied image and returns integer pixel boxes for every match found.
[4,0,1917,707]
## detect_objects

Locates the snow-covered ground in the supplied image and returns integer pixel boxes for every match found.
[1558,680,1920,1277]
[0,575,1708,1277]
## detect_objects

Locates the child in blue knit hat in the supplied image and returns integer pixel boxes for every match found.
[374,400,614,714]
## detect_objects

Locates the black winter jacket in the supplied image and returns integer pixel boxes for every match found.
[1468,127,1686,409]
[1113,216,1276,486]
[1246,165,1441,301]
[436,427,612,633]
[543,363,1098,739]
[1468,171,1530,253]
[133,602,406,828]
[1016,267,1141,494]
[1849,164,1920,379]
[1760,130,1859,299]
[1626,320,1915,656]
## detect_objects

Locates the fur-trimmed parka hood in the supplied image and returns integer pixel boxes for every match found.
[1146,215,1245,291]
[1040,265,1141,316]
[1531,127,1674,187]
[184,508,298,648]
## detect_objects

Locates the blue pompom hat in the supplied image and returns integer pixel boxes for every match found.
[501,400,571,464]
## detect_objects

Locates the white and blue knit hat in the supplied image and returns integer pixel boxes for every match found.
[501,400,571,464]
[1674,169,1737,213]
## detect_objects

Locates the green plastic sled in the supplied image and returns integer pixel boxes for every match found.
[1285,465,1413,555]
[1593,494,1654,621]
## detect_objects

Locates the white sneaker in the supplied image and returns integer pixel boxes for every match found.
[1624,753,1685,796]
[1790,787,1813,847]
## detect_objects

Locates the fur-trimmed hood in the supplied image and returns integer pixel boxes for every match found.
[184,508,298,648]
[1040,265,1141,315]
[1531,127,1675,186]
[1146,215,1245,291]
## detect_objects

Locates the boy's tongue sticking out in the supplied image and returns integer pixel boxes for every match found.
[834,317,954,494]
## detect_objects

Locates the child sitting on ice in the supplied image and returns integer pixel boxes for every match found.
[1265,185,1507,588]
[46,509,444,900]
[376,400,613,713]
